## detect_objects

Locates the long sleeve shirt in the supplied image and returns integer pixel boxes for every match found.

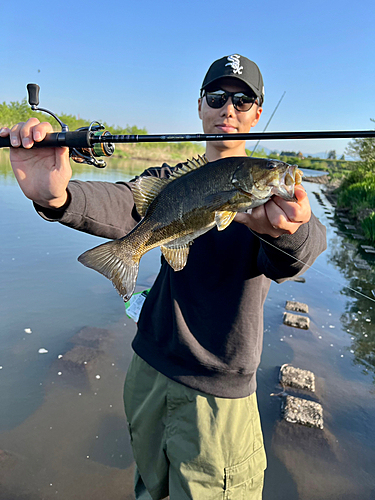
[35,162,327,398]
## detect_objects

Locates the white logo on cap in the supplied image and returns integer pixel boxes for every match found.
[225,54,243,75]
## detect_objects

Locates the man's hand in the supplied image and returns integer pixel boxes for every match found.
[234,185,311,237]
[0,118,72,209]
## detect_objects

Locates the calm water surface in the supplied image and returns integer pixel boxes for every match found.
[1,157,374,499]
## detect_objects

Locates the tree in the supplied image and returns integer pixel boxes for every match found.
[280,151,297,157]
[345,118,375,170]
[246,147,268,158]
[327,150,337,160]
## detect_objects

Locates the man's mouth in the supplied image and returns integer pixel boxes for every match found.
[215,124,237,133]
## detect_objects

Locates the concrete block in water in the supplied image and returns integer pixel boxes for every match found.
[59,345,100,373]
[353,260,372,270]
[285,301,309,314]
[280,364,315,392]
[283,395,323,429]
[283,312,310,330]
[361,245,375,254]
[351,233,365,240]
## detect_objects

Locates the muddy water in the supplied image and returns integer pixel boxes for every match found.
[0,157,374,499]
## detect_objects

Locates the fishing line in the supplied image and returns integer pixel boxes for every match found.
[250,229,375,304]
[250,91,286,157]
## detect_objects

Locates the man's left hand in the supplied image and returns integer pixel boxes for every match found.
[234,185,311,238]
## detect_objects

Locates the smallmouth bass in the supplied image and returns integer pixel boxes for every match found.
[78,155,303,301]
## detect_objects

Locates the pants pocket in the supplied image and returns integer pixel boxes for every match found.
[224,447,266,500]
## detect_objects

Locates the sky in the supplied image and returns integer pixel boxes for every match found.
[1,0,374,157]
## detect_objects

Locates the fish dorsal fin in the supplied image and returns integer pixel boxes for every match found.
[131,176,170,217]
[215,210,237,231]
[131,155,207,217]
[168,154,208,181]
[160,243,191,271]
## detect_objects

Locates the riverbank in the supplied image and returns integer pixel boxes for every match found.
[112,142,205,164]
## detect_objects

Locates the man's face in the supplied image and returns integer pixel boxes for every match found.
[198,77,262,154]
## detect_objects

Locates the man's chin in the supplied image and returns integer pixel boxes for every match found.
[210,139,246,150]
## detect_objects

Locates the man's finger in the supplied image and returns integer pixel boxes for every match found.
[32,121,54,142]
[294,185,307,202]
[9,122,26,147]
[19,118,43,148]
[0,127,10,136]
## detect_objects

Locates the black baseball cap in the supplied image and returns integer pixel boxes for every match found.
[201,54,264,105]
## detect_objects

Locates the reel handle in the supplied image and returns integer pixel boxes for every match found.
[27,83,40,107]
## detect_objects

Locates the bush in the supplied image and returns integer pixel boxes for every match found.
[362,212,375,243]
[336,168,373,192]
[337,176,375,215]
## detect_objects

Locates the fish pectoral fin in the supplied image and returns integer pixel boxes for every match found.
[215,210,237,231]
[131,176,170,217]
[160,243,191,271]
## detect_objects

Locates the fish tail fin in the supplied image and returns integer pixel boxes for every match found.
[78,240,140,302]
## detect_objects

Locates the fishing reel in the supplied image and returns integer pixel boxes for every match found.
[26,84,115,168]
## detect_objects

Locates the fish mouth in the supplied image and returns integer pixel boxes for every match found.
[272,165,303,201]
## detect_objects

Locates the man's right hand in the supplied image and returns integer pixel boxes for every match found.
[0,118,72,209]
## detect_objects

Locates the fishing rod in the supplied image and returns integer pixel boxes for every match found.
[1,84,374,168]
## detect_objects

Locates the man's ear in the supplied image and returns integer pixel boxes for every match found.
[198,97,202,120]
[251,106,263,128]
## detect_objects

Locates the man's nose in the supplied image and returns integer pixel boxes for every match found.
[220,97,235,116]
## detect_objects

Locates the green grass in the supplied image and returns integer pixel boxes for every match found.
[362,212,375,242]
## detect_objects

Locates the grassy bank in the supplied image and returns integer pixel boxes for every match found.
[334,168,375,243]
[113,142,205,163]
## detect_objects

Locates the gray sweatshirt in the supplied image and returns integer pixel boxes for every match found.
[36,163,327,398]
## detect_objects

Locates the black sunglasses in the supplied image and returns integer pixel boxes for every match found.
[203,90,258,112]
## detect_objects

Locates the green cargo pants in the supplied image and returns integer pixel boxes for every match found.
[123,353,267,500]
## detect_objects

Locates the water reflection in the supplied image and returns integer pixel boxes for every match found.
[0,149,158,184]
[322,205,375,382]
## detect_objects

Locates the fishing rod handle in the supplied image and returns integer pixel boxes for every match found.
[0,130,91,149]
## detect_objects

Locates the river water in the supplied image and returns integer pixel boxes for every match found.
[0,157,374,500]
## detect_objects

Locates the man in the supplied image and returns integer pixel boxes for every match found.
[2,54,326,499]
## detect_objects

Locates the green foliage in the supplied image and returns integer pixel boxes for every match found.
[336,168,371,192]
[0,98,51,127]
[327,150,337,160]
[280,150,297,157]
[246,147,268,157]
[103,122,148,135]
[336,129,375,228]
[345,118,375,172]
[337,173,375,215]
[362,212,375,243]
[0,98,147,136]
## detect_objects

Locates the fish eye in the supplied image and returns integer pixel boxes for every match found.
[266,161,278,170]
